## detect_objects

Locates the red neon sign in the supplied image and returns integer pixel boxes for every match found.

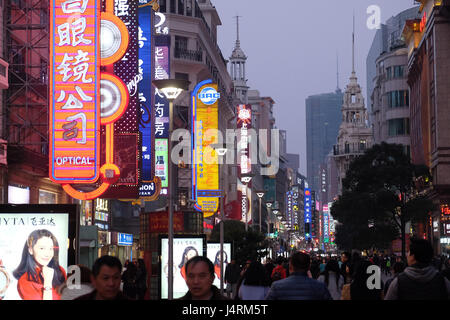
[420,12,427,33]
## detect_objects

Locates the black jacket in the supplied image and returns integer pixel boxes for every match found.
[74,290,131,300]
[178,285,229,300]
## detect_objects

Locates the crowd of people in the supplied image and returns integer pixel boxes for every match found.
[51,237,450,300]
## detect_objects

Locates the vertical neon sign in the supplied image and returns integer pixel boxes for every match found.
[50,0,101,183]
[304,188,312,240]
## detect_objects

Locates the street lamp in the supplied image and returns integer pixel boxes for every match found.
[152,78,190,300]
[211,143,229,296]
[256,191,265,233]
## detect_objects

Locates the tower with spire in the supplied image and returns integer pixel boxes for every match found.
[333,15,373,195]
[229,16,249,103]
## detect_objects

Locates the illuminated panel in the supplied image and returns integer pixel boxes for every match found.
[323,203,329,243]
[152,35,171,192]
[304,188,312,240]
[237,104,252,224]
[191,80,220,217]
[50,0,101,183]
[138,4,155,196]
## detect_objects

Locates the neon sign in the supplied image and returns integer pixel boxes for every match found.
[420,11,427,33]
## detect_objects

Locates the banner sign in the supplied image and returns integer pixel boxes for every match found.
[304,188,312,240]
[138,2,155,197]
[237,104,252,224]
[49,0,101,184]
[191,80,220,217]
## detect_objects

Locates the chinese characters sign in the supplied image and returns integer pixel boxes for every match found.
[50,0,100,183]
[192,80,220,217]
[304,188,312,240]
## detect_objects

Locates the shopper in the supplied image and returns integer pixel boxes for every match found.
[121,260,137,299]
[385,238,450,300]
[271,257,287,282]
[238,261,271,300]
[341,260,384,300]
[75,255,129,300]
[136,259,147,300]
[179,256,228,300]
[224,259,241,299]
[265,251,332,300]
[383,261,405,296]
[318,259,344,300]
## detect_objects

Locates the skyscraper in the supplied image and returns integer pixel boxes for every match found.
[306,89,343,195]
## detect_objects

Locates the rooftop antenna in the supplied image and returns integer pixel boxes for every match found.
[234,15,241,48]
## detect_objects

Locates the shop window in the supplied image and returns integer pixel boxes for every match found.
[8,185,30,204]
[39,189,57,204]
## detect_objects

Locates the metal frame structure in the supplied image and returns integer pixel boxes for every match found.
[3,0,49,162]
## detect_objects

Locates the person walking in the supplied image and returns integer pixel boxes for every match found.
[135,259,147,300]
[271,257,287,282]
[237,261,271,300]
[121,260,137,299]
[385,238,450,300]
[179,256,229,300]
[340,252,351,283]
[75,256,129,300]
[264,258,275,285]
[265,251,332,300]
[341,260,384,300]
[224,259,241,299]
[318,259,344,300]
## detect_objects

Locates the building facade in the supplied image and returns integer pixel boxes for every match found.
[402,0,450,255]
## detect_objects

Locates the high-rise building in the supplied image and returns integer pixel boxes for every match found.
[402,0,450,255]
[306,89,343,195]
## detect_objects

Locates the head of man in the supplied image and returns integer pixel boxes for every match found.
[407,238,433,267]
[185,256,215,300]
[91,255,122,300]
[341,252,350,263]
[289,251,310,274]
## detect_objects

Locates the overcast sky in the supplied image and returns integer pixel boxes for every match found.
[213,0,417,176]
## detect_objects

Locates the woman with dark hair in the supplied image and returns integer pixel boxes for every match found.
[341,260,384,300]
[13,229,66,300]
[136,259,147,300]
[178,246,199,280]
[237,261,271,300]
[213,250,228,280]
[122,261,137,299]
[318,259,344,300]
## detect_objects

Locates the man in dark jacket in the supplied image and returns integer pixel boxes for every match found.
[75,255,130,300]
[179,256,229,300]
[385,238,450,300]
[224,259,240,299]
[265,251,332,300]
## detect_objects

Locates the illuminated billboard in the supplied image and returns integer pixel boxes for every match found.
[304,188,312,240]
[49,0,101,184]
[191,80,220,217]
[0,205,77,300]
[237,104,252,225]
[159,236,205,299]
[323,203,329,243]
[155,139,168,188]
[206,243,231,288]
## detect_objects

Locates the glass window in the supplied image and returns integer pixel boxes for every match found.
[170,0,176,13]
[186,0,192,16]
[388,118,410,136]
[175,36,188,50]
[159,0,166,12]
[386,67,392,80]
[393,66,404,78]
[178,0,184,15]
[388,90,409,108]
[8,185,30,204]
[39,189,57,204]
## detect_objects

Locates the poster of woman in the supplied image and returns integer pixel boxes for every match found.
[207,243,231,288]
[0,213,69,300]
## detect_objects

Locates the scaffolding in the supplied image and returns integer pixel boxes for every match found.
[3,0,49,167]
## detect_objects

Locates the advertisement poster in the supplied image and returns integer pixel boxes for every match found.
[155,139,168,188]
[0,213,69,300]
[160,237,204,299]
[206,243,231,288]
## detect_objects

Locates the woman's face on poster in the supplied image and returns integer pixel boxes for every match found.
[28,237,54,267]
[186,249,197,261]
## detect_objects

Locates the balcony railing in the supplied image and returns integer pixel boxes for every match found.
[333,143,372,156]
[174,47,203,62]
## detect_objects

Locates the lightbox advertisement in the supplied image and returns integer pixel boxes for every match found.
[160,237,204,299]
[206,243,231,288]
[0,213,69,300]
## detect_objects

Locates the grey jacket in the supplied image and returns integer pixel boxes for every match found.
[385,265,450,300]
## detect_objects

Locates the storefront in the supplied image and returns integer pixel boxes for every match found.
[109,232,136,265]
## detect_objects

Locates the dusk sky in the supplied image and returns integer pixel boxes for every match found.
[213,0,417,176]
